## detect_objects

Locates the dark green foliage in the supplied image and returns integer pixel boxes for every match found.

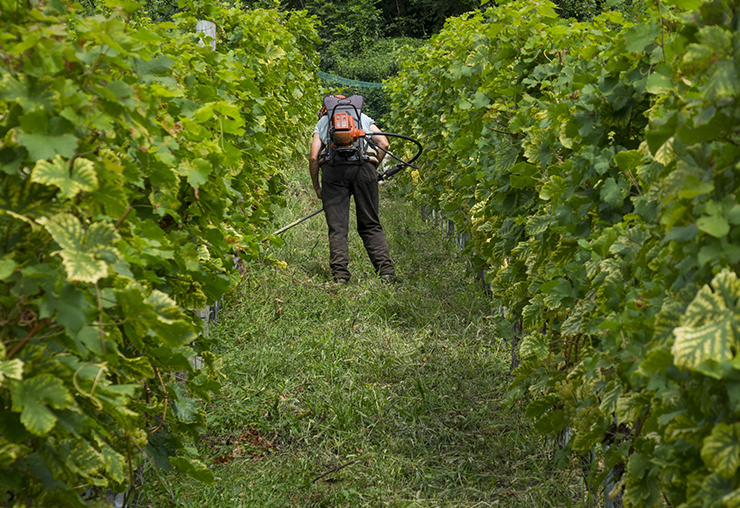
[241,0,482,121]
[256,0,480,39]
[389,0,740,505]
[77,0,182,20]
[327,37,423,81]
[0,0,318,503]
[554,0,605,20]
[377,0,480,37]
[552,0,648,21]
[143,0,181,21]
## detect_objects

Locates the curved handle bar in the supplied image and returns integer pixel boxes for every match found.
[265,132,423,237]
[365,132,423,181]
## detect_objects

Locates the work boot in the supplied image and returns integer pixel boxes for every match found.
[380,274,400,285]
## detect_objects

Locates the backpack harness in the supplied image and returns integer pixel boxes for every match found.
[319,95,377,166]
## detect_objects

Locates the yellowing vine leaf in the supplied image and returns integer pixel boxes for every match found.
[31,155,98,199]
[101,444,127,484]
[701,423,740,479]
[703,60,740,102]
[672,270,740,375]
[0,359,24,386]
[673,320,733,377]
[722,488,740,508]
[42,214,119,283]
[519,332,548,361]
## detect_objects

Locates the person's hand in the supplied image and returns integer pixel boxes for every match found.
[314,185,322,200]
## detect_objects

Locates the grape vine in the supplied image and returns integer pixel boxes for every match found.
[0,0,319,504]
[388,0,740,505]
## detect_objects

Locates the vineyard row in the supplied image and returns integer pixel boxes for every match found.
[0,1,320,504]
[387,0,740,506]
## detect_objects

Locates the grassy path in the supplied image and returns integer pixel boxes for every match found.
[142,168,579,507]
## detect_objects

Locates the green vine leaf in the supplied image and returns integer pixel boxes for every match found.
[19,133,78,162]
[600,177,628,209]
[169,456,215,484]
[10,374,73,436]
[646,64,672,94]
[386,0,740,505]
[525,394,559,418]
[0,258,16,280]
[698,212,730,238]
[623,23,661,53]
[0,0,320,499]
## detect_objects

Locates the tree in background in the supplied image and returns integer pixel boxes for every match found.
[77,0,181,20]
[552,0,645,21]
[551,0,605,20]
[86,0,643,118]
[379,0,479,37]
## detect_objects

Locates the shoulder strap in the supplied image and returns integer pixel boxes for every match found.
[323,95,364,121]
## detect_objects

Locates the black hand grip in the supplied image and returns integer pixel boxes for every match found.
[378,164,404,181]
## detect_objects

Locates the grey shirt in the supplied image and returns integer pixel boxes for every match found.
[313,112,377,145]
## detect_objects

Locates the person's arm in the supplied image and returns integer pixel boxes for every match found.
[308,133,323,199]
[369,123,389,164]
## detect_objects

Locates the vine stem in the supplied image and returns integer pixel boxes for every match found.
[122,435,134,508]
[657,0,668,65]
[115,206,133,230]
[72,362,105,410]
[144,381,151,427]
[151,368,169,434]
[489,127,520,138]
[130,438,175,501]
[574,335,580,366]
[80,43,110,91]
[7,320,48,360]
[94,282,106,354]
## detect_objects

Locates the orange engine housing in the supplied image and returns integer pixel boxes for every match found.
[332,112,365,146]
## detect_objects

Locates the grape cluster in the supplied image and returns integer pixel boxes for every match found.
[574,405,601,435]
[554,380,578,422]
[128,428,148,447]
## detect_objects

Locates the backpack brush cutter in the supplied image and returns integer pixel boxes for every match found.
[268,95,423,239]
[268,140,422,237]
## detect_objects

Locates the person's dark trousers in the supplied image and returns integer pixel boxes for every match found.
[321,161,395,281]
